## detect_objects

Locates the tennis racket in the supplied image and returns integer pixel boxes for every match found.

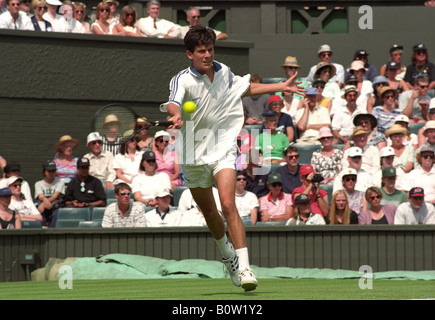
[92,103,173,145]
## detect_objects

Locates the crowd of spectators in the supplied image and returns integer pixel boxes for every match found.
[1,1,435,228]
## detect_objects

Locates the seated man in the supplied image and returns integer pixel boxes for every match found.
[242,74,270,125]
[254,110,289,164]
[64,157,106,210]
[144,188,183,227]
[0,0,33,30]
[291,164,329,218]
[274,146,302,194]
[259,173,293,222]
[2,162,32,201]
[6,176,43,223]
[102,183,146,228]
[242,149,270,199]
[83,132,116,190]
[394,187,435,224]
[137,0,179,38]
[295,87,331,145]
[399,75,434,123]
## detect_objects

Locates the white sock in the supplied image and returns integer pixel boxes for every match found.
[215,235,235,259]
[235,247,250,270]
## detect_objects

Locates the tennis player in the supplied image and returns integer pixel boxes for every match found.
[161,25,305,291]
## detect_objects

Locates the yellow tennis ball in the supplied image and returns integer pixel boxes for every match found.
[182,101,197,113]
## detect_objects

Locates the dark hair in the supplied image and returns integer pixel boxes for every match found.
[184,24,216,53]
[284,146,299,156]
[115,183,131,194]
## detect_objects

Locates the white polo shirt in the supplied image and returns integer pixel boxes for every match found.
[0,11,33,30]
[132,171,171,200]
[163,61,251,166]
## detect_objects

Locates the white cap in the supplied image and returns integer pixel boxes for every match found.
[46,0,63,5]
[0,176,24,187]
[340,168,357,179]
[429,98,435,111]
[154,130,170,140]
[423,120,435,133]
[395,115,409,123]
[318,44,332,54]
[155,188,172,198]
[348,147,363,157]
[87,132,103,145]
[380,146,395,158]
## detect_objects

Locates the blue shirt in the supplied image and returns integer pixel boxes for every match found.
[371,106,402,133]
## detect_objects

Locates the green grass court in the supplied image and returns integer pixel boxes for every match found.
[1,278,434,300]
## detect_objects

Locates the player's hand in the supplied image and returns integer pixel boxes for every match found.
[169,114,183,129]
[282,72,306,97]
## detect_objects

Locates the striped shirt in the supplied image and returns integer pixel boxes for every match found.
[371,106,402,133]
[101,201,146,228]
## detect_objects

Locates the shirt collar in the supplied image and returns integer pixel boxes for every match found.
[189,61,222,78]
[267,192,284,201]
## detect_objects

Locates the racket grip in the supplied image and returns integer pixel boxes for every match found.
[153,120,173,127]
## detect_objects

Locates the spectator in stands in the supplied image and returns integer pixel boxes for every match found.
[399,75,433,123]
[92,1,115,34]
[343,126,380,175]
[266,95,295,143]
[379,44,406,81]
[312,79,332,112]
[346,60,373,110]
[137,0,178,38]
[34,160,64,227]
[311,127,343,185]
[418,103,435,147]
[353,113,387,150]
[83,132,116,190]
[291,164,329,218]
[113,5,141,36]
[385,61,410,95]
[132,150,171,207]
[172,7,227,40]
[371,146,406,191]
[306,44,345,87]
[2,162,32,201]
[154,130,181,189]
[254,110,289,164]
[73,1,90,33]
[334,147,372,194]
[334,168,367,214]
[325,190,358,224]
[350,49,378,82]
[105,0,119,24]
[53,135,79,186]
[404,44,435,90]
[7,176,43,222]
[378,167,408,207]
[0,0,33,30]
[295,87,331,145]
[313,62,341,103]
[286,194,325,225]
[113,130,143,186]
[243,149,270,199]
[134,117,153,151]
[235,171,258,225]
[43,0,67,32]
[0,0,6,14]
[64,157,106,209]
[31,0,53,31]
[242,74,270,125]
[274,146,302,194]
[404,145,435,204]
[279,56,308,103]
[387,115,418,150]
[367,76,389,113]
[259,173,293,222]
[19,0,31,16]
[60,0,86,33]
[358,187,397,225]
[394,187,435,224]
[0,188,22,229]
[177,186,221,213]
[145,188,183,227]
[385,124,414,173]
[101,114,121,155]
[102,183,146,227]
[372,86,402,133]
[331,85,363,145]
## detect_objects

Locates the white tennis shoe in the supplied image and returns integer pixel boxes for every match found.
[222,253,241,287]
[239,267,258,292]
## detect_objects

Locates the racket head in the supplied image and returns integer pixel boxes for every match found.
[92,103,139,145]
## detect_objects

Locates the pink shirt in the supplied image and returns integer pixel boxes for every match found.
[155,149,181,186]
[259,192,293,217]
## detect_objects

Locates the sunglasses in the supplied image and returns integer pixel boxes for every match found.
[157,139,169,143]
[100,8,109,12]
[118,192,132,197]
[145,159,156,163]
[126,13,135,17]
[422,154,435,159]
[370,195,381,200]
[75,10,84,13]
[90,140,102,145]
[286,155,299,159]
[344,177,356,182]
[236,177,247,181]
[271,182,282,187]
[321,53,332,57]
[384,95,395,99]
[419,85,429,89]
[37,6,48,10]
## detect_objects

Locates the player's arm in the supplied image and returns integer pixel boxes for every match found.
[244,72,306,97]
[167,102,183,129]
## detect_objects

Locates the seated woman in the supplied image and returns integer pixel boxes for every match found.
[286,194,325,226]
[259,173,293,222]
[325,190,358,224]
[353,113,387,151]
[113,5,142,36]
[0,188,22,229]
[371,86,402,133]
[358,187,397,224]
[385,124,414,173]
[91,1,115,35]
[73,2,91,33]
[113,130,143,186]
[154,130,181,190]
[53,135,79,186]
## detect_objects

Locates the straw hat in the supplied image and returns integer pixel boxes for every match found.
[55,135,79,152]
[379,86,397,104]
[351,126,370,139]
[281,56,301,69]
[314,62,336,79]
[385,124,407,137]
[102,114,121,128]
